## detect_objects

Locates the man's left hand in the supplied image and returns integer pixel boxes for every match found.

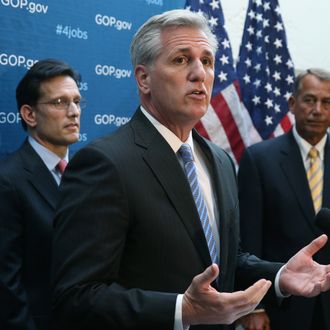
[279,234,330,297]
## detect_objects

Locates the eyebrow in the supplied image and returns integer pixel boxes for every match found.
[174,47,214,57]
[302,94,330,100]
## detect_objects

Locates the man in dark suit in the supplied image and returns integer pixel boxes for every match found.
[52,11,330,330]
[238,69,330,330]
[0,59,83,330]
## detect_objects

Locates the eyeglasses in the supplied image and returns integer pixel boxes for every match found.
[35,98,86,111]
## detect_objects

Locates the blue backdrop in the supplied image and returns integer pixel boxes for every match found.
[0,0,185,158]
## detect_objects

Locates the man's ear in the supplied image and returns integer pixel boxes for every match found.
[20,105,37,128]
[288,95,295,114]
[135,65,150,95]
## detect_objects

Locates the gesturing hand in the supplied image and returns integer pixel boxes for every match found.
[182,264,272,327]
[279,234,330,297]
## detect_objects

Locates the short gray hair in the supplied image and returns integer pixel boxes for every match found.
[293,68,330,96]
[130,9,218,68]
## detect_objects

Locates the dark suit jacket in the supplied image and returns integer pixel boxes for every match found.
[0,139,60,330]
[238,130,330,330]
[52,109,282,330]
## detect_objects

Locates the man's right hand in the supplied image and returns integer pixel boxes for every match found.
[182,264,272,327]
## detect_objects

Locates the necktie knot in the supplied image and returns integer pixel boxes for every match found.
[309,147,319,160]
[179,144,194,164]
[56,159,68,175]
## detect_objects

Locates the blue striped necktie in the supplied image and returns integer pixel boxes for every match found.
[179,144,218,264]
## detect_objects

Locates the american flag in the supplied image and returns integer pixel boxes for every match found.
[185,0,252,165]
[185,0,295,165]
[236,0,295,140]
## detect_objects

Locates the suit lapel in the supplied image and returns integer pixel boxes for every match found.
[194,133,232,281]
[20,140,59,210]
[131,110,212,268]
[279,132,315,222]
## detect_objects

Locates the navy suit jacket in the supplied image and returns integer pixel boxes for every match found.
[0,139,60,330]
[238,130,330,330]
[52,109,282,330]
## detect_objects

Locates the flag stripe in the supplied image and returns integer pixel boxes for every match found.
[280,113,293,132]
[199,105,233,161]
[211,93,245,163]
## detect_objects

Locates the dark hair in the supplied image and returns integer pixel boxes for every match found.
[16,58,81,130]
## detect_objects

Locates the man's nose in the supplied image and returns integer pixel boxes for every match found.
[313,100,322,113]
[189,60,206,82]
[67,102,81,117]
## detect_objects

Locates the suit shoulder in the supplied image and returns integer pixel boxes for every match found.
[204,137,232,160]
[212,144,233,164]
[246,133,289,155]
[0,142,50,185]
[201,138,236,173]
[0,147,25,175]
[71,125,134,167]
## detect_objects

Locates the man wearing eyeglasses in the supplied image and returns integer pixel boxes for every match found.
[0,59,82,330]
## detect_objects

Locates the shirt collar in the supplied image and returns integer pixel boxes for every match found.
[292,125,327,161]
[28,136,69,171]
[140,106,194,154]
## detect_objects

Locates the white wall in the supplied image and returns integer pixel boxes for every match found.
[221,0,330,71]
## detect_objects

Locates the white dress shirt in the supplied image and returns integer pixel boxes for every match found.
[140,107,219,330]
[292,125,326,172]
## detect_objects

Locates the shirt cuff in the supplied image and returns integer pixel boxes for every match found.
[174,294,190,330]
[275,265,291,298]
[250,308,266,313]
